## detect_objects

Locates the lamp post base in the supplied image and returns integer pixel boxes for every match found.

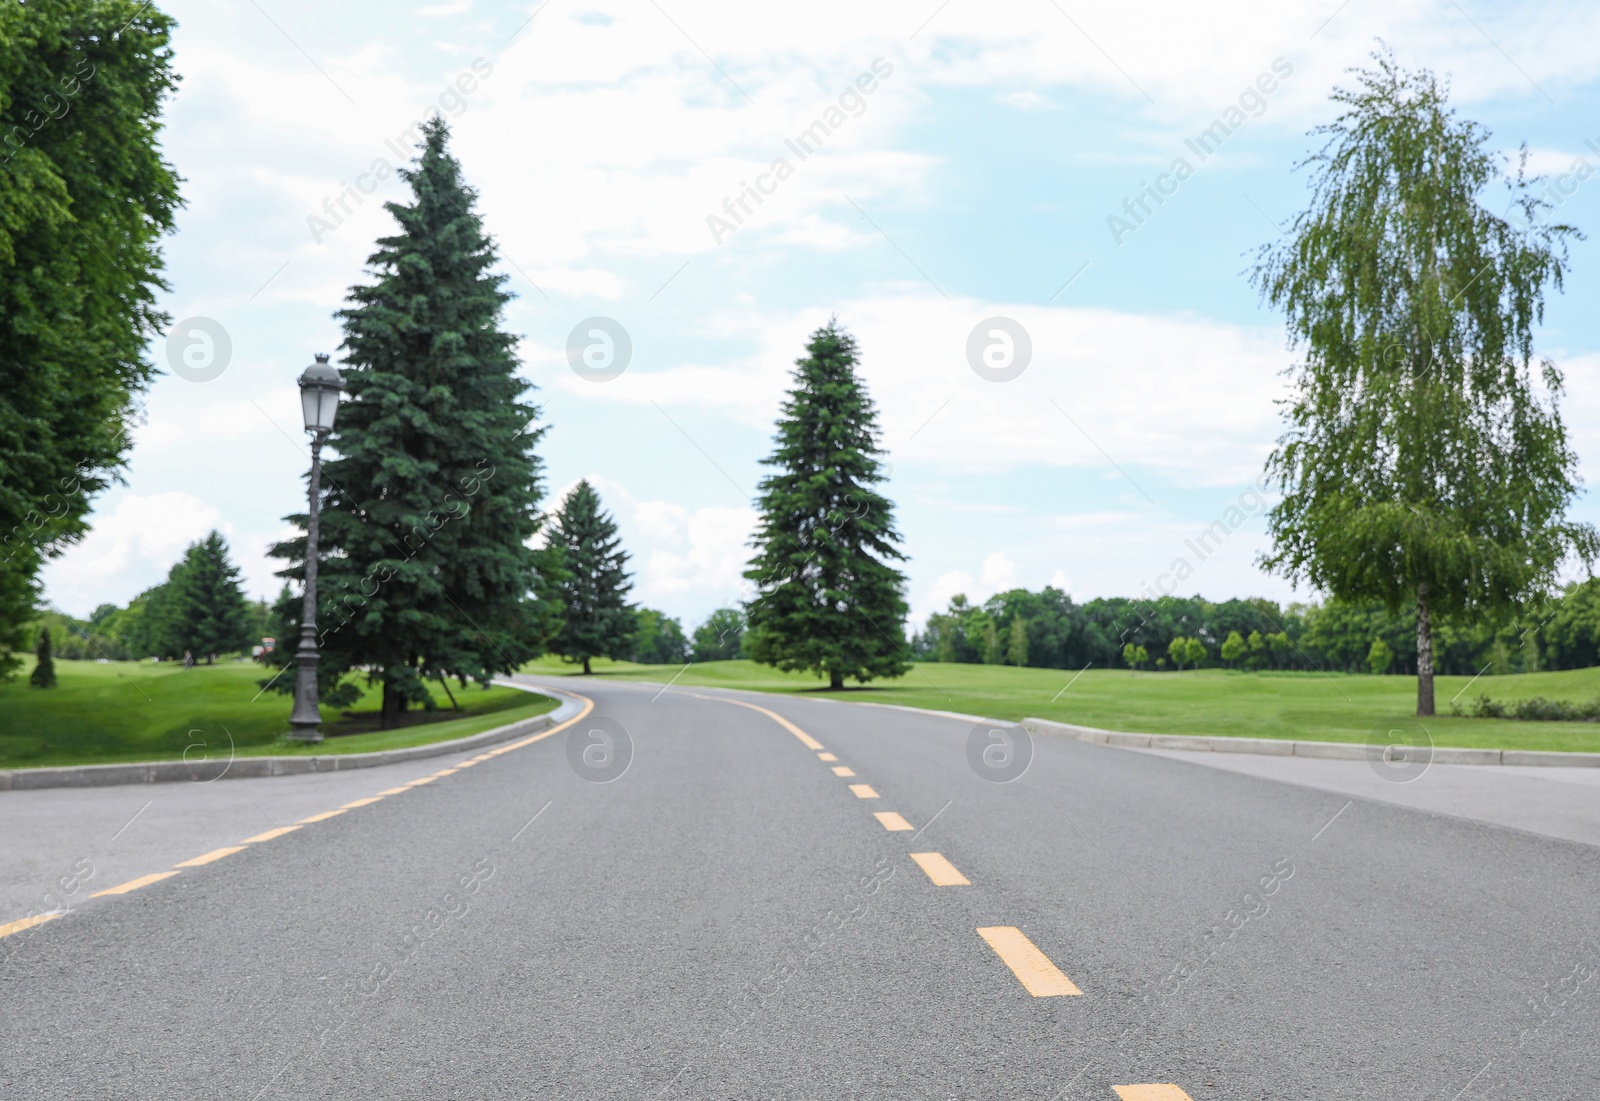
[287,636,323,743]
[286,721,324,744]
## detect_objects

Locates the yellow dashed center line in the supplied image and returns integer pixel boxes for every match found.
[434,768,460,776]
[91,871,180,898]
[849,784,879,799]
[831,766,856,777]
[1113,1087,1194,1101]
[977,926,1082,997]
[910,852,970,886]
[241,826,300,844]
[0,913,60,939]
[174,846,246,868]
[874,811,913,831]
[817,752,837,762]
[298,808,348,824]
[377,787,410,796]
[404,776,437,787]
[341,797,382,809]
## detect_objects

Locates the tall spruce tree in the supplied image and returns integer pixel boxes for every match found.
[170,531,252,663]
[1253,51,1596,716]
[268,117,558,725]
[743,321,909,689]
[549,480,634,675]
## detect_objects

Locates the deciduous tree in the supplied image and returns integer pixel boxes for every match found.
[1253,50,1597,715]
[0,0,181,680]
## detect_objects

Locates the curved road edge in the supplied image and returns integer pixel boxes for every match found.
[0,683,577,792]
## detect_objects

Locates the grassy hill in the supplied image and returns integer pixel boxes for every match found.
[0,659,557,770]
[522,655,1600,753]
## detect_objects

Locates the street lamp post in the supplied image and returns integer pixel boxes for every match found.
[288,353,343,743]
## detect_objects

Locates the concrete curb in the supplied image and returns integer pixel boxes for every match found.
[0,684,577,792]
[1019,716,1600,768]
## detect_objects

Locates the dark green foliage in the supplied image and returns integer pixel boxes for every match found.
[632,607,688,665]
[267,117,557,724]
[42,534,250,664]
[1540,579,1600,670]
[0,0,182,680]
[743,322,909,689]
[29,627,55,688]
[549,480,634,675]
[169,531,252,663]
[691,608,745,662]
[1457,694,1600,722]
[1252,49,1596,714]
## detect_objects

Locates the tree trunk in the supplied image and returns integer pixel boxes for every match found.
[583,656,592,675]
[437,675,460,711]
[381,675,402,729]
[829,670,844,690]
[1416,583,1435,716]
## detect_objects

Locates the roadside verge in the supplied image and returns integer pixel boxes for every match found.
[0,684,578,791]
[1020,716,1600,768]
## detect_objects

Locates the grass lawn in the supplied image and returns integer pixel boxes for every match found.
[0,659,558,770]
[522,655,1600,753]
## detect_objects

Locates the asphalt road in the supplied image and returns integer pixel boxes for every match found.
[2,675,1598,1100]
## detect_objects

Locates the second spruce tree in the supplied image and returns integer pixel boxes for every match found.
[549,480,634,675]
[743,321,909,689]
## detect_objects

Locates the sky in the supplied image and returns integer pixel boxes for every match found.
[39,0,1600,633]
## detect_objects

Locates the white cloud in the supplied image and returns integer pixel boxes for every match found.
[917,550,1019,623]
[39,493,225,616]
[563,295,1286,484]
[134,387,300,453]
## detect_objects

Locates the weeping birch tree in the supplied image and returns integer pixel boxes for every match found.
[1253,50,1595,716]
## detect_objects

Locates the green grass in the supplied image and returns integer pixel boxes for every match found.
[522,655,1600,753]
[0,660,558,770]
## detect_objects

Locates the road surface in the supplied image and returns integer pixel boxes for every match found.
[2,676,1597,1100]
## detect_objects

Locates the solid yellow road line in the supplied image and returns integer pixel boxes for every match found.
[817,752,837,762]
[849,784,879,799]
[1112,1087,1194,1101]
[976,926,1082,996]
[92,871,180,898]
[831,766,855,777]
[174,846,246,868]
[0,913,60,939]
[257,692,592,837]
[910,852,970,886]
[874,811,913,831]
[22,697,597,934]
[686,692,824,750]
[242,826,300,843]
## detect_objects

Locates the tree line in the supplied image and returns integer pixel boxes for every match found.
[28,531,267,664]
[913,582,1600,676]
